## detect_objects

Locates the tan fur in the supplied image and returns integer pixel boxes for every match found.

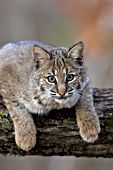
[0,40,100,151]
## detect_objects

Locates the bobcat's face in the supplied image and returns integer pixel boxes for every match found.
[32,42,85,108]
[38,59,82,106]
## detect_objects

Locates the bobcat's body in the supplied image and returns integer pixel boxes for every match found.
[0,40,100,151]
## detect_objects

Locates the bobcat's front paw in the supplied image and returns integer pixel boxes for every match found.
[15,120,36,151]
[79,118,100,143]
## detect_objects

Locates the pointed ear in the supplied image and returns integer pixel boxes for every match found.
[33,45,50,66]
[68,42,84,64]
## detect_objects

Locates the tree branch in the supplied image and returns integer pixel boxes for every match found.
[0,88,113,157]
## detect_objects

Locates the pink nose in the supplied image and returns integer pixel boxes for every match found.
[57,84,66,97]
[59,91,65,97]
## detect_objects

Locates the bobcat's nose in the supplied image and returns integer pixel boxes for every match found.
[57,84,66,97]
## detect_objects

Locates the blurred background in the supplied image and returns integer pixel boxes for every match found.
[0,0,113,169]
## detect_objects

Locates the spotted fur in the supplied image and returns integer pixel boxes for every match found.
[0,40,100,151]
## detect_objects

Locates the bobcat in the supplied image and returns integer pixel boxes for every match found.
[0,40,100,151]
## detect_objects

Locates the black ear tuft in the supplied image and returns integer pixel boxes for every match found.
[68,42,84,65]
[33,45,50,66]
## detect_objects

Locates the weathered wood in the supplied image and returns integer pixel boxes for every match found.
[0,88,113,157]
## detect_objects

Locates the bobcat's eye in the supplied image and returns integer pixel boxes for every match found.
[47,75,56,83]
[66,74,75,82]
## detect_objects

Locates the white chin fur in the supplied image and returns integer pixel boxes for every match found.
[55,98,68,104]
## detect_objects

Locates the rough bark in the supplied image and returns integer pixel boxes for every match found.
[0,88,113,157]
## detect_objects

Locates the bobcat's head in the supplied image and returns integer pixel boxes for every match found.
[32,42,86,108]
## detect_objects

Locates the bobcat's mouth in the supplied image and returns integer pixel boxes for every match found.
[56,96,68,100]
[55,98,68,104]
[54,95,72,104]
[50,90,74,104]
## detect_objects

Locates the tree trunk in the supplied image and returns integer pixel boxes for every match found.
[0,88,113,157]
